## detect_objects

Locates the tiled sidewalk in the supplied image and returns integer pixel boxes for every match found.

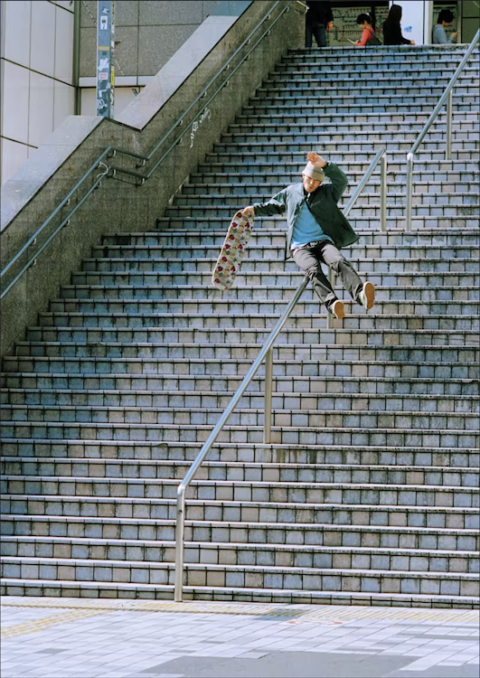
[1,597,479,678]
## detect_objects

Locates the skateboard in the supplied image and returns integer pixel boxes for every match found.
[212,210,255,291]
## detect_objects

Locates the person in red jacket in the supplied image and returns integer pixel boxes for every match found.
[354,13,378,47]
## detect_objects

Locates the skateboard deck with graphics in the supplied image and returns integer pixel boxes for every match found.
[212,210,255,291]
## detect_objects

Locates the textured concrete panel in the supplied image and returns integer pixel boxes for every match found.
[80,0,96,28]
[139,1,204,26]
[114,26,139,77]
[138,25,200,76]
[79,27,96,78]
[202,1,220,19]
[115,0,140,27]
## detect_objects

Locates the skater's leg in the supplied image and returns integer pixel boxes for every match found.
[292,244,344,317]
[320,242,375,310]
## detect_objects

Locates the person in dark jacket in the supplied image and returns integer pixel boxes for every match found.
[383,3,415,46]
[242,152,375,320]
[306,1,334,48]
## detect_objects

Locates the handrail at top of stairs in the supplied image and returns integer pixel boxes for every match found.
[0,1,292,300]
[174,147,387,603]
[405,29,480,231]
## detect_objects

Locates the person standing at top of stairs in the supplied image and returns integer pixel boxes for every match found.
[242,152,375,320]
[305,1,334,48]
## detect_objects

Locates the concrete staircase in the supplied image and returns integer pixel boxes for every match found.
[1,45,479,607]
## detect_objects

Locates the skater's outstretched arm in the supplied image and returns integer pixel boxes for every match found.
[307,151,347,203]
[242,188,288,218]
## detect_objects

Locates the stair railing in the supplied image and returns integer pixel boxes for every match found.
[0,1,292,300]
[174,147,387,602]
[405,29,480,231]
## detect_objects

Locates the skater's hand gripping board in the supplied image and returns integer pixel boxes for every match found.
[212,210,255,291]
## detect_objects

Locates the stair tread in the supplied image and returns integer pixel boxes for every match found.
[2,537,478,558]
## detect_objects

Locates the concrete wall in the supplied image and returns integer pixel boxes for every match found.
[1,0,305,358]
[79,0,221,119]
[0,0,76,185]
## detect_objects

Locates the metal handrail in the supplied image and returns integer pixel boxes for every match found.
[0,154,111,300]
[174,148,387,602]
[405,30,480,230]
[0,1,292,299]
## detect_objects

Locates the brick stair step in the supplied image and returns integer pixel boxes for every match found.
[212,140,479,154]
[19,329,480,356]
[183,182,480,196]
[2,476,478,508]
[32,312,480,332]
[233,116,480,131]
[3,494,476,528]
[242,103,479,116]
[165,205,480,219]
[92,230,480,245]
[61,278,480,298]
[284,49,479,62]
[89,242,480,259]
[78,268,479,285]
[2,516,477,550]
[2,421,476,446]
[191,171,480,184]
[2,402,478,431]
[2,458,477,487]
[1,557,478,599]
[13,325,478,348]
[67,271,480,290]
[1,537,478,575]
[157,216,480,229]
[174,193,479,207]
[3,575,478,608]
[3,358,476,381]
[0,439,477,468]
[3,387,479,414]
[4,373,479,400]
[1,577,478,608]
[3,344,478,371]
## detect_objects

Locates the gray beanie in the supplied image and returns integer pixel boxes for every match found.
[302,162,325,181]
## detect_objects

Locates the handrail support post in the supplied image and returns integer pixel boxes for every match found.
[406,153,414,232]
[264,347,273,444]
[174,492,186,602]
[446,89,453,160]
[327,269,335,328]
[380,153,387,232]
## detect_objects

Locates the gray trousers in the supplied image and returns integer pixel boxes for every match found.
[292,240,363,312]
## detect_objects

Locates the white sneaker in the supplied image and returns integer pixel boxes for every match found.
[358,282,375,310]
[331,299,345,319]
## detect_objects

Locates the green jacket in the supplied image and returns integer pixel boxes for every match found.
[252,163,359,259]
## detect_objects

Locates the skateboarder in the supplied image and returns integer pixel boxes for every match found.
[242,152,375,320]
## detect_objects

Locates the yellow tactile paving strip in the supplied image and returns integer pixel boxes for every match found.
[1,608,112,640]
[2,597,479,635]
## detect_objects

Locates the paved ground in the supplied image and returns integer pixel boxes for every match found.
[1,598,479,678]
